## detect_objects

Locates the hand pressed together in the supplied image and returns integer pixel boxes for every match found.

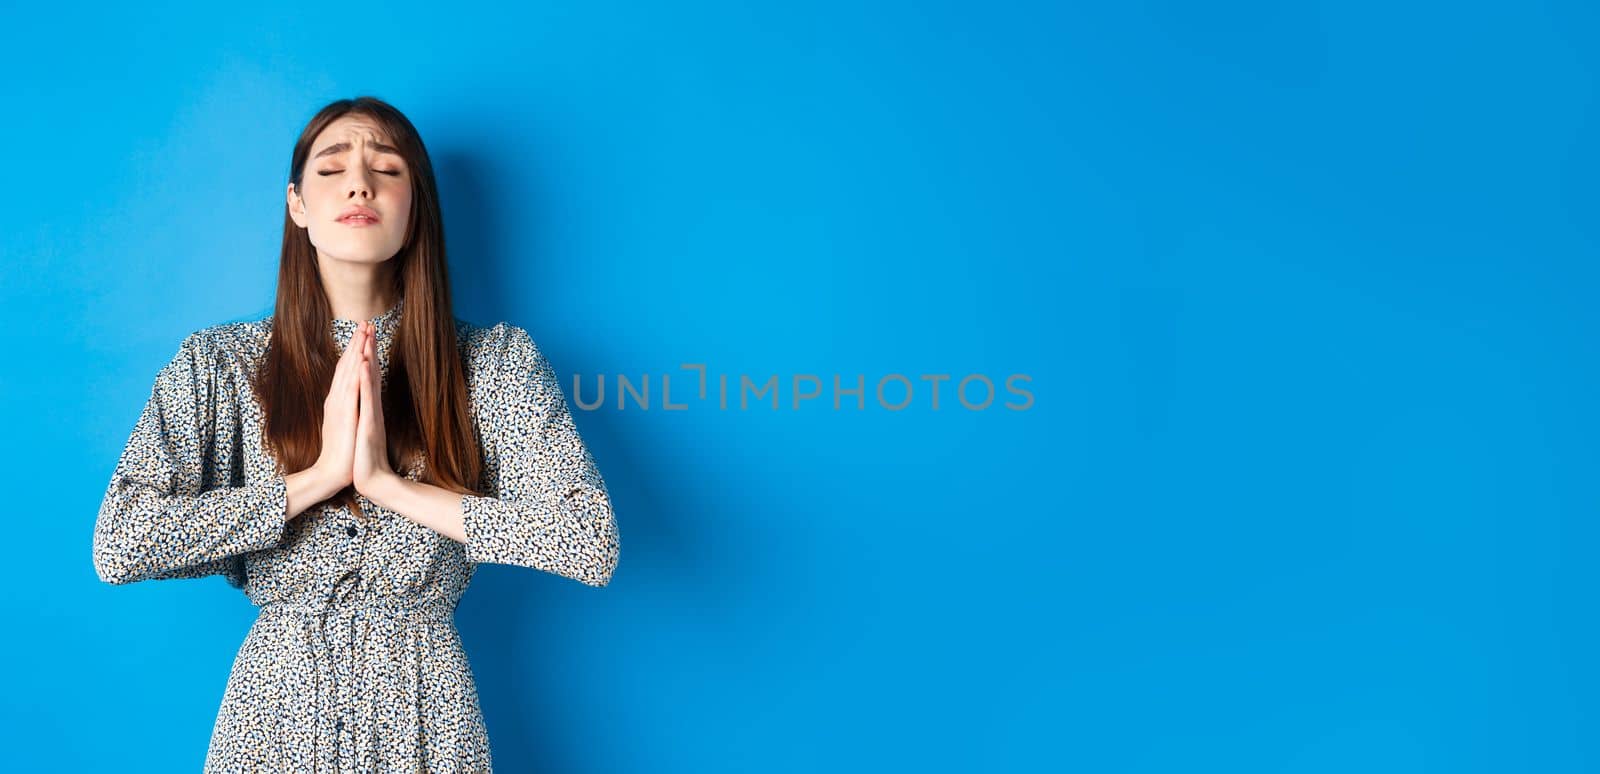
[311,320,398,504]
[352,319,397,492]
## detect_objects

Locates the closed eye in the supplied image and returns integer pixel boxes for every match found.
[319,169,401,176]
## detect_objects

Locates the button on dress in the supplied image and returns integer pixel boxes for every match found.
[91,296,621,772]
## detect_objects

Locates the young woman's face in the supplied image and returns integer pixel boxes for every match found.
[287,115,413,265]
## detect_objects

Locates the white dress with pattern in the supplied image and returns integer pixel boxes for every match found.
[91,296,620,772]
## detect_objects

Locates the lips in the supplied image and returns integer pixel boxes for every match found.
[337,205,381,225]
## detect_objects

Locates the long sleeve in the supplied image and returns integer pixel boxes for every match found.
[460,325,620,587]
[92,330,289,587]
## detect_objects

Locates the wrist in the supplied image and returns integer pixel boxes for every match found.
[363,471,406,510]
[308,462,346,501]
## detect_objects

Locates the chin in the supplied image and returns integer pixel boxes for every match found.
[318,243,401,264]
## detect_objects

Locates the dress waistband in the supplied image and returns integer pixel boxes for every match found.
[258,595,455,623]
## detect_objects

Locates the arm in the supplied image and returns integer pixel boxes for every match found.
[92,330,292,587]
[457,325,620,587]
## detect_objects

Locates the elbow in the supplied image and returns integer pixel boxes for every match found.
[585,557,617,588]
[92,506,146,586]
[97,567,137,586]
[92,540,138,585]
[92,494,138,585]
[582,528,620,588]
[571,492,619,588]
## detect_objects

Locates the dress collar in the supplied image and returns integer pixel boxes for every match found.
[331,292,403,339]
[329,296,404,380]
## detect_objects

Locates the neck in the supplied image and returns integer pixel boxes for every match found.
[319,258,397,323]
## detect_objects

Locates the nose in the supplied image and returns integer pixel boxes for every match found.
[346,169,374,199]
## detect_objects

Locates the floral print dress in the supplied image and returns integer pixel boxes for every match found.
[91,296,620,772]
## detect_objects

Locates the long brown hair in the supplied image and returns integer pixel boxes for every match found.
[254,96,483,518]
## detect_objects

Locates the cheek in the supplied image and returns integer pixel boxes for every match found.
[299,183,335,215]
[392,188,414,230]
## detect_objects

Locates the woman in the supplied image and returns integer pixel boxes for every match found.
[91,96,621,772]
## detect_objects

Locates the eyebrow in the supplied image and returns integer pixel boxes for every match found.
[312,140,402,160]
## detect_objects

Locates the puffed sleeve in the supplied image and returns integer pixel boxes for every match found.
[459,325,620,587]
[92,330,289,587]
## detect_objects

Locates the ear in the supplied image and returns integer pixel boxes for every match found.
[286,182,307,228]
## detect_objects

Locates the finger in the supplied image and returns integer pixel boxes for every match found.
[364,329,377,393]
[342,321,362,362]
[336,322,364,386]
[371,354,384,431]
[354,321,373,365]
[344,327,365,392]
[357,363,371,432]
[366,335,386,432]
[367,330,379,385]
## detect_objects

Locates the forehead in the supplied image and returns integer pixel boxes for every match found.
[310,117,400,158]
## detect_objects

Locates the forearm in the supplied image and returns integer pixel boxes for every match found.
[94,475,290,585]
[284,466,341,522]
[366,474,468,543]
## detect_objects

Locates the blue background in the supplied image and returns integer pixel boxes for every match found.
[2,1,1595,771]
